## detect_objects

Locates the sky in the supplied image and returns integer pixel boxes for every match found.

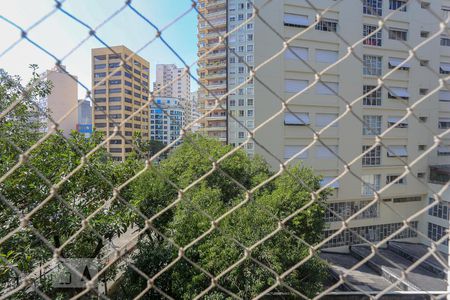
[0,0,199,97]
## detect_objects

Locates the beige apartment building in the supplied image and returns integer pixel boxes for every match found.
[197,0,228,143]
[252,0,450,249]
[153,64,190,101]
[91,46,150,161]
[42,65,78,136]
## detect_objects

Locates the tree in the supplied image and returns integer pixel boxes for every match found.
[117,135,330,299]
[0,68,141,298]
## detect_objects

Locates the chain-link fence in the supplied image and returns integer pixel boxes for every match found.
[0,0,449,299]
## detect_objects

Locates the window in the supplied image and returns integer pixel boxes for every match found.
[363,55,382,76]
[387,145,408,157]
[247,110,253,117]
[284,79,308,93]
[437,145,450,156]
[387,116,408,128]
[420,31,430,38]
[439,90,450,102]
[418,145,427,151]
[247,99,253,106]
[428,198,450,220]
[389,28,408,41]
[363,25,382,46]
[388,87,409,100]
[362,145,381,166]
[109,88,121,94]
[284,112,310,125]
[320,177,340,189]
[315,49,339,63]
[421,2,430,9]
[94,55,106,61]
[238,132,245,139]
[389,0,407,11]
[388,57,411,70]
[316,82,339,95]
[316,113,338,127]
[440,63,450,74]
[441,36,450,46]
[324,222,418,248]
[363,115,382,135]
[284,47,308,61]
[109,79,121,85]
[284,145,308,159]
[94,64,106,70]
[428,223,449,246]
[325,200,379,222]
[362,174,381,196]
[94,89,106,95]
[284,13,309,28]
[316,145,338,159]
[363,85,382,106]
[363,0,382,16]
[420,88,429,95]
[315,18,338,32]
[386,175,406,184]
[94,72,106,78]
[393,196,421,203]
[442,6,450,19]
[109,105,121,110]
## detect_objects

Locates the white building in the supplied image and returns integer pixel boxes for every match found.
[253,0,450,249]
[42,65,78,136]
[150,97,184,144]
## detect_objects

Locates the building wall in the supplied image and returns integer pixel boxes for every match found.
[45,66,78,136]
[153,64,190,101]
[150,97,184,145]
[197,0,228,143]
[91,45,150,161]
[227,0,255,154]
[253,0,450,248]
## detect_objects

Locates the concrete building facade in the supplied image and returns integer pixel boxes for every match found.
[43,65,78,136]
[251,0,450,249]
[197,0,255,151]
[197,0,228,143]
[91,45,150,161]
[150,97,184,145]
[153,64,190,101]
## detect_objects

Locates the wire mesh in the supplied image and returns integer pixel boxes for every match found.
[0,0,449,299]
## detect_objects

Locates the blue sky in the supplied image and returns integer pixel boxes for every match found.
[0,0,199,96]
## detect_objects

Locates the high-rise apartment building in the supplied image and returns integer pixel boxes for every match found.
[252,0,450,250]
[153,64,190,101]
[197,0,229,143]
[91,45,150,161]
[150,97,184,144]
[42,65,78,136]
[197,0,255,150]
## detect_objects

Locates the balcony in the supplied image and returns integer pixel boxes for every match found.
[205,0,226,9]
[203,72,226,80]
[205,83,226,90]
[204,10,226,19]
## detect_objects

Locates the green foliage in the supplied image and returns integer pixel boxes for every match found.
[0,68,141,298]
[117,135,330,299]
